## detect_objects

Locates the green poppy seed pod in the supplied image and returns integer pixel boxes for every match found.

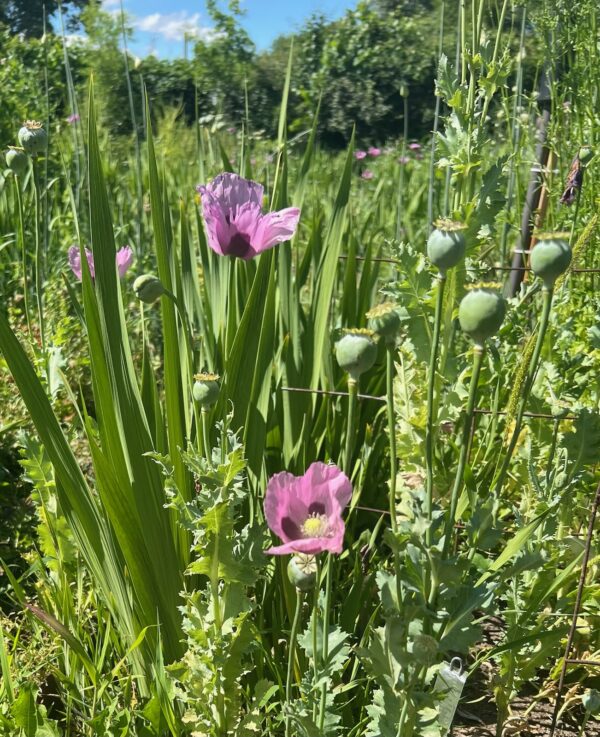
[427,219,466,274]
[18,121,47,156]
[287,554,317,592]
[578,145,594,166]
[582,689,600,714]
[192,373,220,407]
[366,302,402,344]
[458,287,506,347]
[133,274,165,303]
[530,234,572,289]
[5,147,28,176]
[335,329,377,380]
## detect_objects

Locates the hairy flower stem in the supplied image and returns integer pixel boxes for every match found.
[14,176,32,337]
[493,287,553,495]
[442,345,484,558]
[31,158,46,356]
[386,345,399,534]
[210,526,226,735]
[344,378,358,477]
[201,408,212,461]
[318,555,333,732]
[318,377,358,730]
[285,591,304,737]
[312,562,321,723]
[425,275,446,545]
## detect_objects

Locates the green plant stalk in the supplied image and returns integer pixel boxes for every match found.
[210,511,226,735]
[318,554,333,732]
[201,408,211,461]
[285,590,304,737]
[31,157,46,356]
[396,92,409,242]
[14,176,32,337]
[386,345,398,534]
[442,345,484,558]
[427,0,445,231]
[577,713,590,737]
[425,275,446,545]
[344,377,358,477]
[312,566,320,723]
[494,287,553,495]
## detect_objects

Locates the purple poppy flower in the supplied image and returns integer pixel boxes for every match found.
[408,142,421,151]
[361,170,374,180]
[368,146,381,157]
[66,113,80,124]
[264,462,352,556]
[197,173,300,260]
[68,245,133,281]
[355,150,367,160]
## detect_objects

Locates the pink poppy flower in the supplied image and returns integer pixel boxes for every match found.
[264,462,352,556]
[66,113,80,124]
[398,156,410,165]
[355,150,367,160]
[408,142,421,151]
[197,173,300,260]
[368,146,381,157]
[361,170,374,180]
[68,245,133,281]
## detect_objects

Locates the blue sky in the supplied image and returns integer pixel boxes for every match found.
[100,0,355,58]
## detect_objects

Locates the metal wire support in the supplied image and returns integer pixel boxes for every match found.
[548,480,600,737]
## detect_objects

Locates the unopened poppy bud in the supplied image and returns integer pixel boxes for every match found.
[335,329,377,380]
[582,689,600,714]
[427,219,466,274]
[411,633,438,665]
[578,145,594,166]
[366,302,402,344]
[287,554,317,591]
[5,147,28,176]
[133,274,164,303]
[458,286,506,347]
[530,233,572,288]
[18,121,47,156]
[193,373,220,407]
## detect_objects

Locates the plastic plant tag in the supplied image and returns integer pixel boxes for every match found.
[432,657,467,734]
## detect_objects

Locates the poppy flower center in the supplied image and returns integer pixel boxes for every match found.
[226,232,253,258]
[302,513,329,538]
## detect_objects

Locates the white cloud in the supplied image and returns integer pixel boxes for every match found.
[134,11,214,42]
[101,0,120,8]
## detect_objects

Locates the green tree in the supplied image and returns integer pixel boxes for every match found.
[0,0,91,37]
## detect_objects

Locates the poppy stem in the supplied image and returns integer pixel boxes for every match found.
[386,345,398,534]
[14,174,32,338]
[318,553,333,732]
[343,378,358,477]
[285,589,304,737]
[311,564,320,723]
[425,275,446,546]
[442,344,484,558]
[493,286,553,496]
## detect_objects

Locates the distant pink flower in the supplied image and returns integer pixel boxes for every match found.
[361,170,374,180]
[66,113,80,124]
[368,146,381,157]
[355,150,367,160]
[264,462,352,555]
[197,173,300,260]
[408,142,421,151]
[398,156,410,165]
[68,245,133,281]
